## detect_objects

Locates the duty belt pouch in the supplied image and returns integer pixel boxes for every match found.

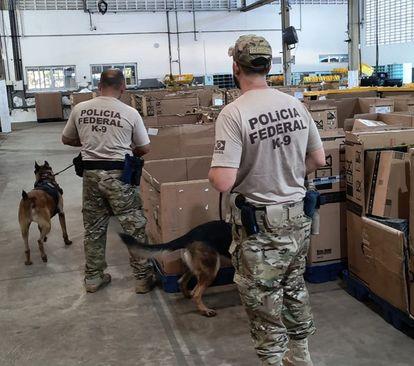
[121,154,145,186]
[265,205,284,229]
[229,193,242,226]
[73,153,84,177]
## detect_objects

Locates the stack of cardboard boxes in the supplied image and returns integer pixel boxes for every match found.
[345,119,414,318]
[140,123,226,276]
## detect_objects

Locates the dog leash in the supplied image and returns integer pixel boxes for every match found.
[54,163,74,176]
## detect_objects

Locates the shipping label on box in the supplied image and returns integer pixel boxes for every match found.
[357,97,394,114]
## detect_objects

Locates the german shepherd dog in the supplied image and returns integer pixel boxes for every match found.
[120,220,233,317]
[18,161,72,265]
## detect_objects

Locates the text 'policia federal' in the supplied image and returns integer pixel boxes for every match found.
[248,107,307,149]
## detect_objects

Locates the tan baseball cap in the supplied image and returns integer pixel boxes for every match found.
[228,34,272,70]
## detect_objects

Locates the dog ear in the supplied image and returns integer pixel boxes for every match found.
[44,161,50,167]
[34,161,40,171]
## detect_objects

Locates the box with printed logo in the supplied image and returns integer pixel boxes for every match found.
[305,100,338,130]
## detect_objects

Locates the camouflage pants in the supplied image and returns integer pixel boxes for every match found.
[82,170,153,281]
[230,214,315,366]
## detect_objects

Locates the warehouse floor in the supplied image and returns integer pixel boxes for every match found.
[1,123,414,366]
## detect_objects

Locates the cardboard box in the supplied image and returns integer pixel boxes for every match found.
[346,210,374,285]
[35,92,63,121]
[392,97,414,113]
[345,128,414,214]
[155,96,199,116]
[145,124,215,161]
[154,250,186,275]
[305,100,337,130]
[143,114,200,127]
[347,141,414,318]
[352,119,387,132]
[70,92,94,107]
[365,151,410,219]
[344,112,414,131]
[308,193,347,264]
[357,97,394,114]
[307,130,345,193]
[141,156,219,243]
[360,217,410,313]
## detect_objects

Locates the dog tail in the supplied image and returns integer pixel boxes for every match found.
[119,232,191,258]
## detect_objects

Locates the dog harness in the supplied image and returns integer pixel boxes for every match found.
[34,180,63,217]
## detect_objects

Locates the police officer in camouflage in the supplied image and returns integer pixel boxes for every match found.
[209,35,326,365]
[62,69,154,294]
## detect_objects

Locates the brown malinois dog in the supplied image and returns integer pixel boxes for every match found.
[120,220,232,317]
[18,161,72,265]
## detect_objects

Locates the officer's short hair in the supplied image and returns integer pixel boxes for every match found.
[99,69,125,90]
[237,61,271,77]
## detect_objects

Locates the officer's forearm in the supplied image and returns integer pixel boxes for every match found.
[133,144,150,157]
[62,135,82,147]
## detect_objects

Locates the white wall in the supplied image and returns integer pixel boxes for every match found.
[0,4,348,86]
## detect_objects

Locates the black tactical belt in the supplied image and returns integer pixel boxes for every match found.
[83,160,125,171]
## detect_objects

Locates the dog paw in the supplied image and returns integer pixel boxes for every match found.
[64,240,73,246]
[44,237,48,242]
[25,260,33,266]
[201,308,217,317]
[41,255,48,263]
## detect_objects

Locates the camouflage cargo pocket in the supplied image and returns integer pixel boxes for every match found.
[239,240,292,288]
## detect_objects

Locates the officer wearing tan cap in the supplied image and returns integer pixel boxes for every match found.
[209,35,325,365]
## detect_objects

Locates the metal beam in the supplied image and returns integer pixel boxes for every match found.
[347,0,360,86]
[348,0,360,71]
[239,0,274,12]
[281,0,291,86]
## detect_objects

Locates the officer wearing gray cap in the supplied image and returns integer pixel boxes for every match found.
[209,35,325,366]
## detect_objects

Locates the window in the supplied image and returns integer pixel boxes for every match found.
[319,54,349,63]
[365,0,414,46]
[91,63,138,88]
[26,66,76,91]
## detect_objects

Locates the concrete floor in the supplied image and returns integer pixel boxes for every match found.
[0,122,413,366]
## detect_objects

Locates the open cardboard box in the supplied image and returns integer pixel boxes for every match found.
[145,124,215,161]
[141,156,219,243]
[365,151,410,219]
[345,128,414,214]
[344,112,414,131]
[307,130,345,193]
